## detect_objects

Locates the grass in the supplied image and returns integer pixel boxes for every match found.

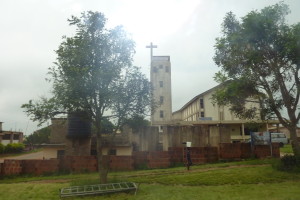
[1,159,300,200]
[280,144,293,154]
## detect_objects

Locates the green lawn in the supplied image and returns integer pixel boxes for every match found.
[1,159,300,200]
[280,144,293,154]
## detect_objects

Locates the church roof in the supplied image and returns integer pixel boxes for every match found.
[173,83,224,114]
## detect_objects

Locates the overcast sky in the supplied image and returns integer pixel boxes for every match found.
[1,0,299,135]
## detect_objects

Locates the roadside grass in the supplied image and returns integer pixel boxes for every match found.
[1,158,300,200]
[280,144,293,154]
[1,181,300,200]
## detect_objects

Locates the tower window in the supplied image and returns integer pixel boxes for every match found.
[200,99,204,108]
[159,65,163,69]
[159,81,163,87]
[152,67,158,72]
[201,112,205,117]
[160,110,164,118]
[165,66,169,72]
[160,96,164,104]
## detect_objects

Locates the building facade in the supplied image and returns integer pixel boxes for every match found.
[0,122,23,145]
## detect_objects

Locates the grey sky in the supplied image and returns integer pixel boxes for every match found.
[0,0,299,135]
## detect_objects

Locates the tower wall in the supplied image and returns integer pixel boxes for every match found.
[151,56,172,124]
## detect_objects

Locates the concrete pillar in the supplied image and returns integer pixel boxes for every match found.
[242,123,245,141]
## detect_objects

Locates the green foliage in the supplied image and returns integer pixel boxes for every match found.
[100,118,115,134]
[22,11,153,131]
[214,2,300,157]
[280,144,293,154]
[21,11,153,183]
[24,126,50,145]
[4,143,25,153]
[273,154,300,172]
[122,115,150,131]
[0,143,5,153]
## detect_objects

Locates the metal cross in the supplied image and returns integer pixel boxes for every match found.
[146,42,157,61]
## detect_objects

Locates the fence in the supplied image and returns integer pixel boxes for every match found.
[0,143,280,176]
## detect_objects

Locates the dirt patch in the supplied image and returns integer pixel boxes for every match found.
[25,179,70,184]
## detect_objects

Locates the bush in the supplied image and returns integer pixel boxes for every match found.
[0,143,5,153]
[274,155,300,172]
[4,143,25,153]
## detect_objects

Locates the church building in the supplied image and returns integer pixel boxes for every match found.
[147,43,279,143]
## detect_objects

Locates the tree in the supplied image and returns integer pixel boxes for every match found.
[22,11,153,183]
[122,114,151,132]
[24,126,51,145]
[213,2,300,158]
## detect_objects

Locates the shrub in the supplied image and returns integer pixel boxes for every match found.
[4,143,25,153]
[0,143,5,153]
[274,155,300,172]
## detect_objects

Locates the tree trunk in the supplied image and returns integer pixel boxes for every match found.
[288,126,300,159]
[96,128,109,183]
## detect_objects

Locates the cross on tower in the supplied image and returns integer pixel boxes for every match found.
[146,42,157,61]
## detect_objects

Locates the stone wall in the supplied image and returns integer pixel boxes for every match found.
[162,125,231,150]
[127,126,160,151]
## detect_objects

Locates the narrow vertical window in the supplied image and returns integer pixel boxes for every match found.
[159,81,163,87]
[165,66,169,72]
[201,112,205,118]
[160,110,164,118]
[160,96,164,104]
[200,99,204,108]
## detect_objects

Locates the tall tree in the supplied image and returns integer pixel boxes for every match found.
[213,2,300,158]
[22,11,153,183]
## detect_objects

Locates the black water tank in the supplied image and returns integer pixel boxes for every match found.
[67,111,92,138]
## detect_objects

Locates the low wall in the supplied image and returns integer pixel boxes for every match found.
[148,151,170,168]
[168,147,219,165]
[22,159,59,175]
[0,143,281,176]
[1,160,22,176]
[219,143,280,160]
[109,156,134,171]
[60,156,98,173]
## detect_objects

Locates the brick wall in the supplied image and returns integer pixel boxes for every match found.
[254,143,280,158]
[219,143,243,160]
[147,151,170,168]
[60,156,98,173]
[22,159,59,175]
[1,160,22,176]
[109,156,133,171]
[219,143,280,160]
[0,143,281,176]
[132,151,148,169]
[169,147,219,165]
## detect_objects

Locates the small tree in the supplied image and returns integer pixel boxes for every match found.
[22,11,153,183]
[24,126,51,145]
[213,2,300,158]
